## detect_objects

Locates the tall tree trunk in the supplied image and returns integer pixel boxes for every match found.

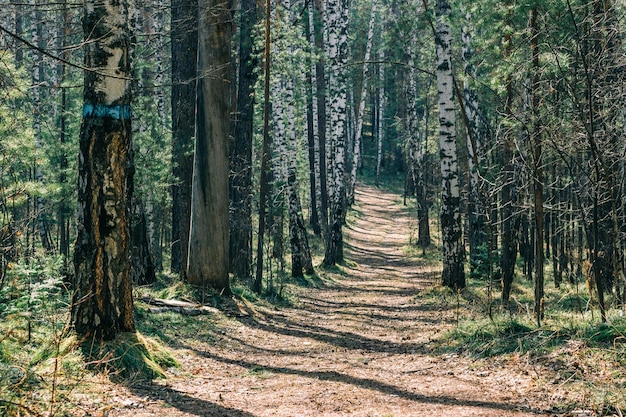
[253,0,272,293]
[462,11,486,275]
[270,74,287,275]
[313,0,329,236]
[435,0,465,289]
[186,0,232,294]
[530,6,544,326]
[500,5,518,305]
[31,0,53,252]
[323,0,349,266]
[375,50,385,188]
[58,0,71,277]
[72,0,135,341]
[282,39,314,277]
[348,0,376,204]
[170,0,197,276]
[305,1,321,235]
[229,0,257,280]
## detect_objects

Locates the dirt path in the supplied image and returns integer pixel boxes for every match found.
[108,185,554,417]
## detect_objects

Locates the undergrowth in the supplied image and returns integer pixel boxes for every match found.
[415,251,626,414]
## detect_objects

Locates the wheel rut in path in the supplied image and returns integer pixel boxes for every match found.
[111,184,552,417]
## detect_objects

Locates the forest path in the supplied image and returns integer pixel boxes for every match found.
[110,184,553,417]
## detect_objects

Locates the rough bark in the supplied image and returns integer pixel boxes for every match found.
[530,7,544,326]
[72,0,136,341]
[500,5,518,305]
[170,0,197,276]
[229,0,257,280]
[253,0,272,293]
[186,0,232,294]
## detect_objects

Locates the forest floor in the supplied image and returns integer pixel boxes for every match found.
[86,184,602,416]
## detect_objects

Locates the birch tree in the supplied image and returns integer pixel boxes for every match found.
[435,0,464,289]
[72,0,136,340]
[323,0,349,266]
[348,0,376,205]
[461,11,488,275]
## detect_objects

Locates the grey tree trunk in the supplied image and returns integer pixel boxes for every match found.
[186,0,232,294]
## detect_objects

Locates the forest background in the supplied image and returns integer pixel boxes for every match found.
[2,0,626,414]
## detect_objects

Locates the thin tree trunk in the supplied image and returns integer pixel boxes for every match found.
[313,0,329,236]
[462,12,486,274]
[230,0,257,280]
[530,6,544,326]
[305,2,321,235]
[253,0,272,293]
[170,0,197,277]
[348,0,376,205]
[375,49,385,188]
[500,4,518,304]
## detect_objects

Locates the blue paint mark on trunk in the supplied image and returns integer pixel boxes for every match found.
[83,104,131,120]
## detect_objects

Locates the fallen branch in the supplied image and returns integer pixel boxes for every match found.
[137,297,220,316]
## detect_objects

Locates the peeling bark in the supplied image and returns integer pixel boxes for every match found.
[72,0,136,341]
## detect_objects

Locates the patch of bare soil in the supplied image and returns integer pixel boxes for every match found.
[101,185,561,416]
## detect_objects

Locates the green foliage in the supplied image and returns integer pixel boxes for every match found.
[0,254,68,318]
[469,242,500,281]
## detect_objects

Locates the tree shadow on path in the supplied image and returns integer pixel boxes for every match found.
[126,383,256,417]
[185,346,548,416]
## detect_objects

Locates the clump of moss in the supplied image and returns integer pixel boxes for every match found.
[80,332,178,382]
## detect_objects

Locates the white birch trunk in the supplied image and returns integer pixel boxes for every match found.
[348,0,376,204]
[308,1,322,225]
[323,0,349,265]
[462,12,486,272]
[436,0,465,289]
[376,49,385,187]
